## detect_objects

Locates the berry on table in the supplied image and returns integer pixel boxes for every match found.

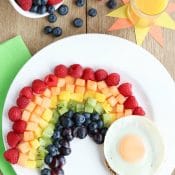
[57,4,69,16]
[106,0,117,9]
[48,14,57,23]
[88,8,97,17]
[44,26,53,34]
[47,5,55,14]
[75,0,86,7]
[52,27,63,37]
[73,18,83,28]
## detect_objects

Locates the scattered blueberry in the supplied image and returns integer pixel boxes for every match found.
[52,27,62,37]
[75,0,86,7]
[93,133,104,144]
[60,147,71,156]
[38,5,47,14]
[44,154,53,165]
[47,145,59,156]
[88,8,97,17]
[47,5,55,14]
[73,18,83,28]
[41,168,51,175]
[106,0,117,9]
[90,113,100,121]
[57,4,69,16]
[44,26,52,34]
[30,5,38,13]
[48,14,57,23]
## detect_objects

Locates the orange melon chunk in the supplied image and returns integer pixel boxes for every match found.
[101,88,112,98]
[109,86,119,96]
[22,110,31,122]
[65,76,75,84]
[87,80,97,91]
[57,78,66,87]
[18,153,28,166]
[116,104,124,113]
[97,81,107,90]
[108,96,117,107]
[26,102,36,112]
[116,94,126,104]
[75,78,85,86]
[124,109,133,116]
[33,106,45,116]
[116,112,124,119]
[41,97,51,108]
[66,84,75,93]
[18,142,31,154]
[23,131,35,141]
[30,113,41,124]
[26,122,38,131]
[51,87,60,96]
[34,96,43,105]
[75,86,85,94]
[43,89,51,98]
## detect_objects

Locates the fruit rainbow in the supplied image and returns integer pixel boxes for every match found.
[4,64,145,175]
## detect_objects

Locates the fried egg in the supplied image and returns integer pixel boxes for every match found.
[104,116,164,175]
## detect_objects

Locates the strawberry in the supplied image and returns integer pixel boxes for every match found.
[68,64,83,78]
[16,0,32,11]
[124,96,138,109]
[82,68,95,80]
[4,148,19,164]
[16,96,30,109]
[47,0,63,5]
[7,131,22,148]
[105,73,120,86]
[8,106,22,122]
[19,87,33,99]
[13,120,27,134]
[44,74,58,87]
[95,69,108,81]
[118,83,132,97]
[32,79,47,94]
[133,107,145,116]
[54,64,68,78]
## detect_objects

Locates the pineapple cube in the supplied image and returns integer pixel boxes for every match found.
[34,126,42,138]
[28,149,37,161]
[34,96,43,105]
[116,104,124,113]
[65,76,75,84]
[57,78,66,87]
[50,96,58,108]
[26,122,38,131]
[75,86,85,94]
[43,89,51,98]
[124,109,133,116]
[25,160,36,168]
[30,113,41,124]
[22,110,31,122]
[18,142,30,154]
[107,96,117,107]
[30,139,40,149]
[66,84,75,93]
[51,87,60,96]
[95,93,106,102]
[26,102,36,112]
[109,86,119,96]
[116,94,126,104]
[71,93,84,102]
[75,78,85,86]
[38,117,48,129]
[18,153,28,166]
[97,81,107,90]
[102,101,112,113]
[41,97,51,108]
[42,109,53,122]
[59,91,71,101]
[33,106,45,116]
[84,90,95,99]
[87,80,97,91]
[101,88,112,98]
[23,131,35,141]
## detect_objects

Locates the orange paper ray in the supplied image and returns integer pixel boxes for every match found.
[149,26,164,46]
[122,0,130,4]
[166,2,175,13]
[108,18,133,31]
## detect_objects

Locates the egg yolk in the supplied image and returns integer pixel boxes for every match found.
[118,134,145,163]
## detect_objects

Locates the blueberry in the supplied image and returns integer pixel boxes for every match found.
[106,0,117,9]
[84,119,91,127]
[100,127,108,137]
[88,122,98,131]
[73,18,83,28]
[44,154,53,165]
[47,145,59,156]
[97,120,104,129]
[88,129,98,137]
[60,147,71,156]
[83,112,91,120]
[77,127,87,139]
[30,5,38,13]
[88,8,97,17]
[38,5,47,14]
[41,0,48,5]
[52,27,62,37]
[61,117,73,128]
[53,139,61,148]
[57,155,66,166]
[47,5,55,14]
[90,113,100,121]
[50,157,60,169]
[33,0,42,5]
[75,0,85,7]
[55,124,63,132]
[59,139,70,148]
[52,130,61,140]
[44,26,52,34]
[62,128,73,141]
[64,110,74,118]
[57,4,69,15]
[41,168,51,175]
[48,14,57,23]
[93,133,104,144]
[52,168,64,175]
[74,113,85,126]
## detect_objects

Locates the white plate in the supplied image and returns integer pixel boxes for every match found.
[2,34,175,175]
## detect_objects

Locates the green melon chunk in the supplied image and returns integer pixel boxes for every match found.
[36,147,48,160]
[39,137,52,147]
[94,103,104,114]
[50,110,60,124]
[36,159,44,168]
[68,100,77,111]
[86,98,97,107]
[76,103,85,112]
[102,113,113,127]
[85,105,94,113]
[42,124,54,138]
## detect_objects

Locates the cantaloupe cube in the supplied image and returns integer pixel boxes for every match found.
[116,104,124,113]
[108,96,117,107]
[116,94,126,104]
[57,78,66,87]
[43,89,51,98]
[65,76,75,84]
[84,90,95,99]
[50,96,58,108]
[109,86,119,96]
[26,122,38,131]
[101,88,112,98]
[97,81,107,90]
[18,142,30,154]
[34,126,42,138]
[116,112,124,119]
[34,96,43,105]
[95,93,106,102]
[23,131,35,141]
[51,87,60,96]
[30,139,40,149]
[33,106,45,116]
[59,91,70,101]
[75,78,85,86]
[25,160,36,168]
[30,113,41,124]
[22,110,31,122]
[42,109,53,122]
[41,97,51,108]
[66,84,75,93]
[18,153,28,166]
[26,102,36,112]
[75,86,85,94]
[87,80,97,91]
[124,109,133,116]
[38,117,48,129]
[102,101,112,113]
[71,93,84,102]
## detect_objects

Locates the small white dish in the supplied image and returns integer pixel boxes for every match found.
[9,0,63,19]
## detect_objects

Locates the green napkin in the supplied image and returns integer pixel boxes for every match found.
[0,36,31,175]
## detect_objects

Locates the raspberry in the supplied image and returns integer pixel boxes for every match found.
[44,74,58,87]
[105,73,120,86]
[118,83,132,97]
[4,148,19,164]
[133,107,145,116]
[13,120,27,134]
[7,131,22,148]
[8,107,22,122]
[32,79,47,94]
[124,96,138,109]
[95,69,108,81]
[16,0,32,11]
[54,64,68,78]
[48,0,63,5]
[82,68,95,80]
[16,96,30,109]
[19,87,33,99]
[68,64,83,78]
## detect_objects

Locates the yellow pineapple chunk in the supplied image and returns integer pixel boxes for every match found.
[66,84,75,93]
[70,93,84,102]
[59,91,70,101]
[25,160,36,168]
[30,139,40,149]
[95,93,106,102]
[42,109,53,122]
[34,126,42,138]
[28,149,37,161]
[50,96,58,108]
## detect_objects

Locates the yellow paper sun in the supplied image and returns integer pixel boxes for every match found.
[107,0,175,46]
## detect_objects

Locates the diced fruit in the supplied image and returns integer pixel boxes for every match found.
[97,81,107,90]
[34,126,42,138]
[107,96,117,107]
[25,160,36,168]
[102,113,116,127]
[76,103,85,112]
[109,86,119,96]
[42,124,54,138]
[95,69,108,81]
[68,100,77,111]
[50,96,58,108]
[42,109,53,122]
[30,139,40,149]
[44,74,58,87]
[36,160,44,168]
[116,104,124,113]
[16,96,30,109]
[133,107,145,116]
[85,105,94,113]
[19,87,33,99]
[94,103,104,114]
[66,84,75,93]
[32,79,47,94]
[7,131,22,148]
[105,73,120,86]
[59,91,71,101]
[34,96,43,105]
[50,110,59,124]
[58,107,68,115]
[13,120,27,134]
[28,149,37,161]
[22,110,31,121]
[82,68,95,80]
[41,97,51,108]
[18,153,28,166]
[51,87,60,95]
[87,80,97,91]
[57,78,66,87]
[16,0,32,11]
[23,131,35,141]
[86,98,97,107]
[116,112,124,119]
[84,90,95,99]
[75,78,85,86]
[36,147,47,160]
[26,102,36,112]
[71,93,84,102]
[65,76,75,84]
[124,96,138,109]
[124,109,133,116]
[116,94,126,104]
[75,86,85,94]
[4,148,19,164]
[95,93,106,102]
[43,89,51,98]
[101,88,112,98]
[18,142,30,154]
[38,118,48,129]
[102,101,112,113]
[54,64,68,78]
[8,106,22,122]
[68,64,83,78]
[30,113,41,123]
[26,122,38,131]
[34,106,45,116]
[39,137,52,147]
[118,83,132,97]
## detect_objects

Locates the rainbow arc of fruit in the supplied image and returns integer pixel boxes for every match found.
[4,64,145,173]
